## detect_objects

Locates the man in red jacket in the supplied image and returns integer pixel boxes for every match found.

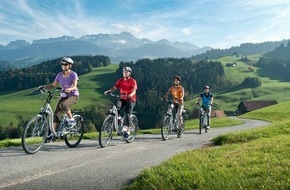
[104,66,137,139]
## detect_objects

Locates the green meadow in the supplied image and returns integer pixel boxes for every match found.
[0,64,118,127]
[2,54,290,127]
[125,101,290,190]
[186,55,290,111]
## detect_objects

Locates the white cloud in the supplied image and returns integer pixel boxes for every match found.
[182,28,191,36]
[111,23,142,34]
[1,0,290,48]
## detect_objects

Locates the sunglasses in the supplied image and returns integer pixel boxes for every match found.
[61,63,69,66]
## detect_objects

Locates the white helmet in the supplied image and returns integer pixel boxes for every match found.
[122,66,132,72]
[61,57,74,64]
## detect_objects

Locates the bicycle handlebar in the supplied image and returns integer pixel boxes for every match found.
[162,98,174,103]
[107,92,120,98]
[106,92,130,99]
[34,86,63,94]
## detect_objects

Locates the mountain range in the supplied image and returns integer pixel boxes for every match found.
[0,32,211,68]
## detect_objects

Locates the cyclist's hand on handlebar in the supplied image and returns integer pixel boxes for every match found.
[37,85,45,90]
[104,90,111,95]
[163,97,167,101]
[196,102,200,105]
[64,89,71,93]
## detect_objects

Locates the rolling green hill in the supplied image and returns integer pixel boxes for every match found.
[1,54,290,128]
[186,54,290,111]
[0,64,119,127]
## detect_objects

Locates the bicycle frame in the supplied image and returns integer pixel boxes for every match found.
[109,104,122,134]
[38,89,58,137]
[161,99,185,140]
[166,100,182,129]
[22,87,84,154]
[198,105,210,133]
[99,92,138,147]
[38,87,74,137]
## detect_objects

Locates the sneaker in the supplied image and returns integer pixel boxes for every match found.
[122,126,128,132]
[123,132,130,140]
[67,119,76,128]
[206,126,210,130]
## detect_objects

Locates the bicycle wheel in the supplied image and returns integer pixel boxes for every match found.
[22,115,48,154]
[64,114,84,148]
[199,115,203,134]
[177,118,184,138]
[99,115,114,148]
[161,116,171,140]
[204,115,208,133]
[126,115,138,143]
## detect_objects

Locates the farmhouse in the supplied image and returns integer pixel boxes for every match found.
[226,63,236,67]
[237,100,278,115]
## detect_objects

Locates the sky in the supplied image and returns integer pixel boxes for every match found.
[1,0,290,48]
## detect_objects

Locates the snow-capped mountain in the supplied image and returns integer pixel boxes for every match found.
[0,32,211,67]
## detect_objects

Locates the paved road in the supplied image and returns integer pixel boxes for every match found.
[0,118,270,190]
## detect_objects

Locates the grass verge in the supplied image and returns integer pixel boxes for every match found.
[125,101,290,190]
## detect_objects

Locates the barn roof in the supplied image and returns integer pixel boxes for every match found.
[238,100,278,112]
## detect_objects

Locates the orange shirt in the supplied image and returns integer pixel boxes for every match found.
[169,85,184,104]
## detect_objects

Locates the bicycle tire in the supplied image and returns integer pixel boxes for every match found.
[199,115,203,134]
[99,115,114,148]
[125,115,138,143]
[64,114,84,148]
[21,115,48,154]
[205,115,208,133]
[177,119,184,138]
[161,116,171,140]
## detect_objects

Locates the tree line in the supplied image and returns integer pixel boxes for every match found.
[256,41,290,81]
[115,58,225,128]
[0,55,111,92]
[193,41,288,60]
[0,57,225,139]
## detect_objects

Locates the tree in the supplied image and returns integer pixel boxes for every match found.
[240,77,262,88]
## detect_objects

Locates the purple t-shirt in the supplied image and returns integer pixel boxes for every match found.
[55,71,79,97]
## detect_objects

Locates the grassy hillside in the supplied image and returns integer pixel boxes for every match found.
[0,64,118,127]
[186,55,290,111]
[2,54,290,126]
[125,101,290,190]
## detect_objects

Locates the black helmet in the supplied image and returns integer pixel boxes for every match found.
[173,75,181,81]
[61,57,74,64]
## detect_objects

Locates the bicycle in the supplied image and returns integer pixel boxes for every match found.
[161,99,185,140]
[21,86,84,154]
[99,92,138,148]
[197,103,210,134]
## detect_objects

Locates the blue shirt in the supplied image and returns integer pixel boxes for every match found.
[200,93,213,107]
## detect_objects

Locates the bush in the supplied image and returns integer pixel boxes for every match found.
[240,76,262,88]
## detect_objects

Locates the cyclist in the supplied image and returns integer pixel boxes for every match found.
[163,75,185,129]
[42,57,79,131]
[196,85,213,130]
[104,66,137,140]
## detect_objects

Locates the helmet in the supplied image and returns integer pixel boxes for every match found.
[204,85,210,89]
[61,57,74,64]
[123,66,132,72]
[173,75,181,81]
